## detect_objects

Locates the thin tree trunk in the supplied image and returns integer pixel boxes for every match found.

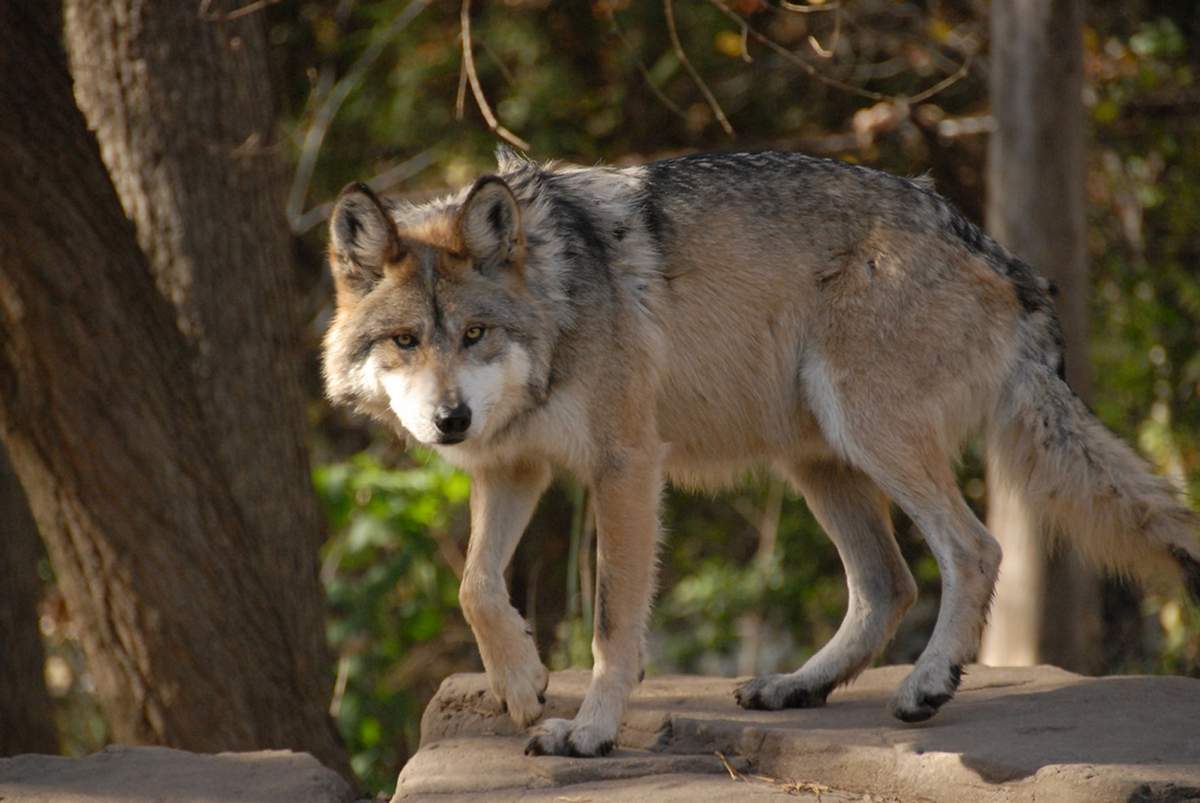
[980,0,1103,672]
[0,5,350,778]
[0,446,58,756]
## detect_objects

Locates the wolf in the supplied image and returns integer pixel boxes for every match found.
[322,148,1200,757]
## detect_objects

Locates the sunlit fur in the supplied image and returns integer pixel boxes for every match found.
[322,149,1200,756]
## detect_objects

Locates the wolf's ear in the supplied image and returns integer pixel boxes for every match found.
[329,183,402,291]
[456,176,523,273]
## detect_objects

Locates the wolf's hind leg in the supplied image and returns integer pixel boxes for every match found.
[526,447,662,757]
[858,456,1001,723]
[459,461,552,728]
[736,461,916,710]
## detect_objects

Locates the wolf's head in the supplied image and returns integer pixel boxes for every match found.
[322,176,549,448]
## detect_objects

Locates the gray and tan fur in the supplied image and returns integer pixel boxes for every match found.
[323,149,1200,757]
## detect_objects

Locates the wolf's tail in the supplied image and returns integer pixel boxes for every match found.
[987,349,1200,602]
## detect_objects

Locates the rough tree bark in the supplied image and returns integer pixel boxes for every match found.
[0,5,350,778]
[62,1,328,590]
[979,0,1103,671]
[0,446,58,756]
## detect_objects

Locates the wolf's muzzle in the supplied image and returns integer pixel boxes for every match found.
[434,402,472,441]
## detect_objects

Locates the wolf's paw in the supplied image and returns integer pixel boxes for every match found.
[890,662,963,723]
[734,673,832,711]
[486,637,549,728]
[524,718,615,758]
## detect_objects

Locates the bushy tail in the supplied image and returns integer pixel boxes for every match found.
[988,357,1200,602]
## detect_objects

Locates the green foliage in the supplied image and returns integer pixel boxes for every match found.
[655,484,842,674]
[1085,14,1200,673]
[316,453,470,793]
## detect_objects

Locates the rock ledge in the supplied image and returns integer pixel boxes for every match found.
[396,664,1200,802]
[0,744,355,803]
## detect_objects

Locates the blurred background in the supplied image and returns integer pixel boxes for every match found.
[1,0,1197,797]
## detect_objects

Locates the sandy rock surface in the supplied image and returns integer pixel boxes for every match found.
[395,664,1200,802]
[0,744,356,803]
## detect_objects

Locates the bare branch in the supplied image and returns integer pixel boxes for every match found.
[286,0,430,230]
[778,0,839,13]
[926,112,994,139]
[707,0,885,100]
[606,8,689,122]
[807,7,840,58]
[707,0,971,105]
[460,0,531,151]
[479,38,516,86]
[199,0,283,21]
[905,55,973,105]
[715,751,833,797]
[664,0,735,139]
[292,150,435,235]
[455,36,468,120]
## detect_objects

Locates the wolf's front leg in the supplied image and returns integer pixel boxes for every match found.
[459,461,552,728]
[526,449,662,757]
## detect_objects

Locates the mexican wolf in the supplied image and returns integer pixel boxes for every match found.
[323,149,1200,757]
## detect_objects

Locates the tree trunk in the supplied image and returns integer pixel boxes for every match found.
[0,5,350,778]
[62,0,328,581]
[0,446,58,756]
[979,0,1103,672]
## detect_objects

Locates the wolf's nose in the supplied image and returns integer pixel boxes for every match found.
[434,403,472,435]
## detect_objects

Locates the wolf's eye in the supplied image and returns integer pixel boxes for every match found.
[463,325,486,347]
[394,333,418,350]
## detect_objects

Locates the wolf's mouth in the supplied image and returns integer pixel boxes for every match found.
[435,434,467,445]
